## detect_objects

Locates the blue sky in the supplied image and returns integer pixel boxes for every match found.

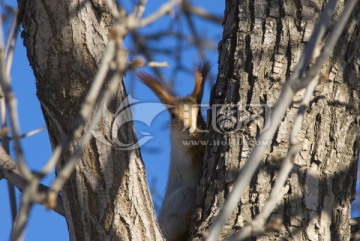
[0,1,359,241]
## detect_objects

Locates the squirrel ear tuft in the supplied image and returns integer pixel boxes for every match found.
[192,61,210,104]
[137,72,175,105]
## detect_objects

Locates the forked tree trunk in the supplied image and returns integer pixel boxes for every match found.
[20,1,163,240]
[191,1,359,240]
[18,0,360,240]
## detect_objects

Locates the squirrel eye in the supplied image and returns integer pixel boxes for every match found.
[171,113,176,119]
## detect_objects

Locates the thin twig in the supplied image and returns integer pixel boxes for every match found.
[184,4,222,24]
[11,180,36,241]
[39,41,116,177]
[182,0,205,59]
[226,76,319,241]
[0,146,65,215]
[0,27,33,181]
[0,7,20,230]
[132,0,147,19]
[206,74,295,241]
[105,0,121,20]
[46,21,130,207]
[5,10,17,56]
[13,126,47,140]
[5,11,19,76]
[296,0,338,78]
[182,0,215,88]
[136,0,182,28]
[147,61,169,68]
[130,31,176,95]
[293,0,358,91]
[47,40,126,208]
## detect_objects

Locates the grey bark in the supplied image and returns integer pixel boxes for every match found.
[191,1,359,240]
[20,1,163,241]
[16,0,360,240]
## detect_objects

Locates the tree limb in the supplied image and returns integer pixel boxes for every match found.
[0,146,65,216]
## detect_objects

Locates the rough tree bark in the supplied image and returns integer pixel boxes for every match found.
[191,1,359,241]
[17,0,360,240]
[20,1,163,241]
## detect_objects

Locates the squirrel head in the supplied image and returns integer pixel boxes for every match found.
[137,62,210,136]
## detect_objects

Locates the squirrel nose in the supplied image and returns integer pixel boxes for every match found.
[182,105,198,134]
[189,107,198,134]
[188,126,196,134]
[183,124,196,134]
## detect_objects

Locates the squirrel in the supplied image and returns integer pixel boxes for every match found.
[137,62,210,241]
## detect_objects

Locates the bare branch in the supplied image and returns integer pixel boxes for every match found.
[135,0,182,28]
[39,0,177,219]
[292,0,359,91]
[130,31,176,95]
[0,29,33,181]
[132,0,147,19]
[105,0,121,20]
[182,0,205,59]
[294,0,338,80]
[147,61,169,68]
[182,0,215,87]
[48,67,122,207]
[11,183,34,241]
[7,179,17,220]
[8,126,47,140]
[39,40,116,177]
[47,33,127,209]
[183,4,222,24]
[127,58,169,69]
[206,73,295,241]
[0,146,65,216]
[0,7,21,230]
[226,76,320,241]
[4,10,18,76]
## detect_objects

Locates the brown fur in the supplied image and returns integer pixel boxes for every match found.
[137,73,175,105]
[192,62,210,103]
[137,62,210,241]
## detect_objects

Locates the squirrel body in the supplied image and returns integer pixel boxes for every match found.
[138,63,210,241]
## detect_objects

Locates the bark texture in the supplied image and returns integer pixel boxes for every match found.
[192,0,360,240]
[21,1,163,240]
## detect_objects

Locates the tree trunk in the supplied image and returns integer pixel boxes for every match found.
[20,1,163,240]
[191,0,359,240]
